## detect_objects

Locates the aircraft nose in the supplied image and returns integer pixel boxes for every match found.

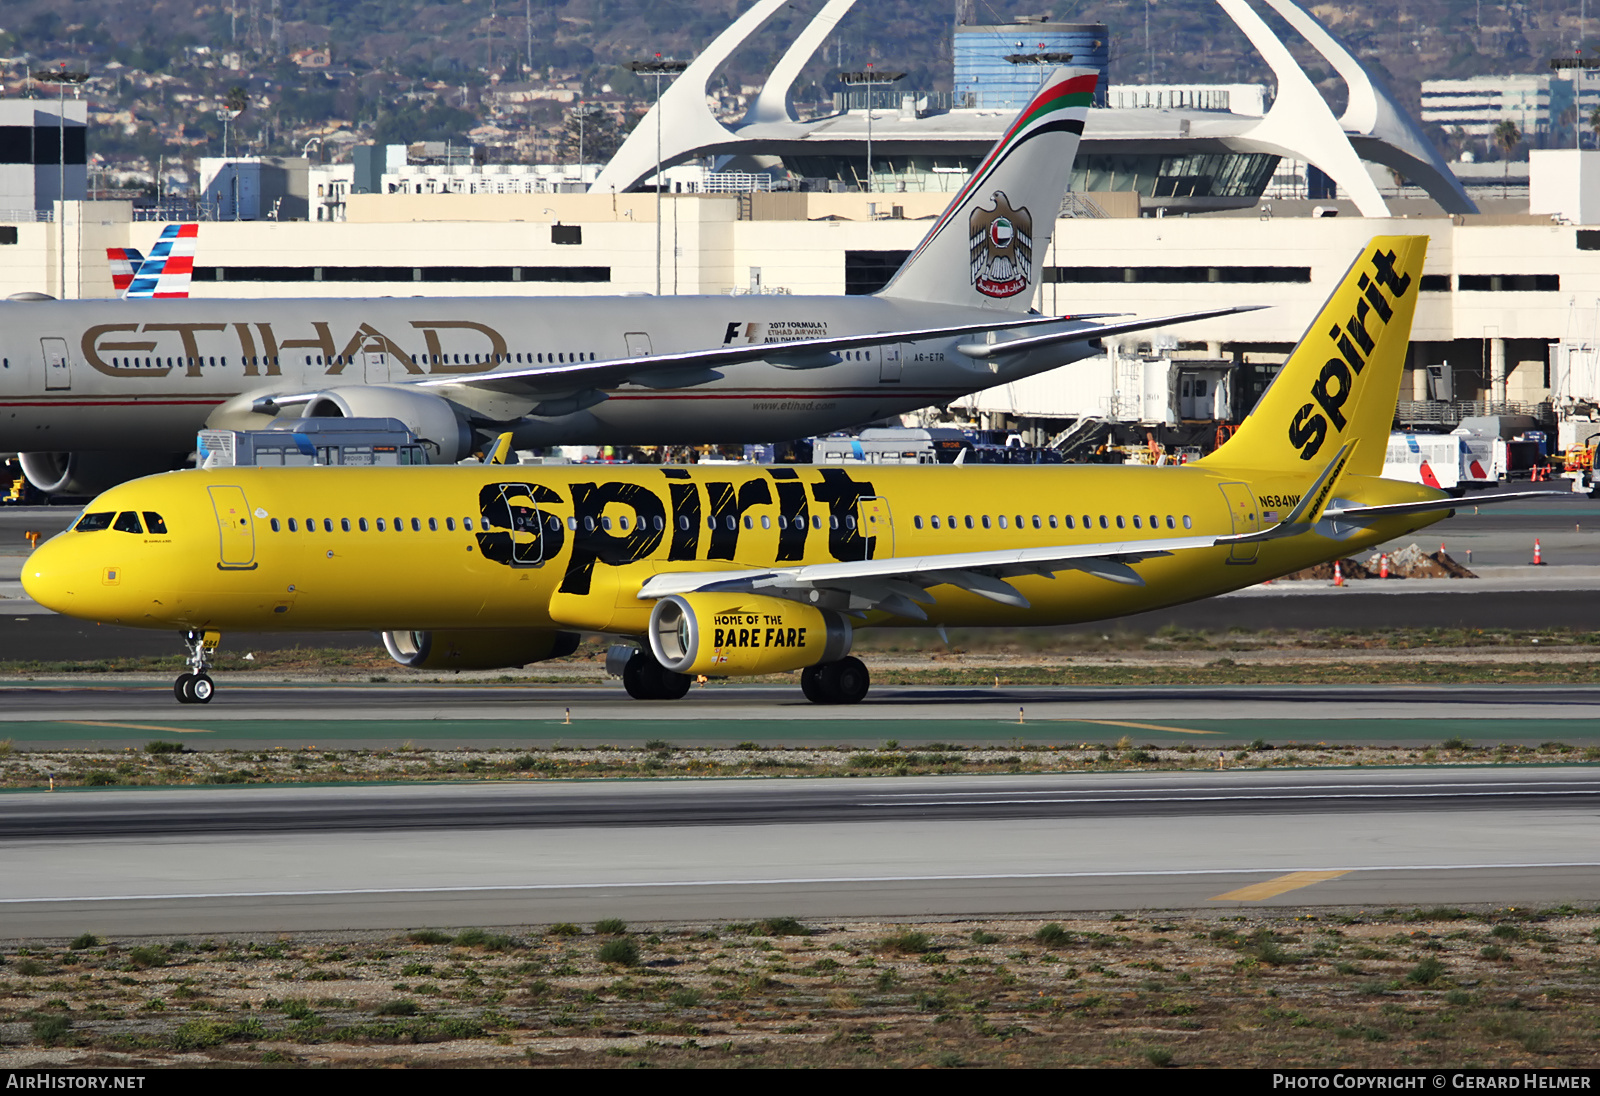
[21,534,92,617]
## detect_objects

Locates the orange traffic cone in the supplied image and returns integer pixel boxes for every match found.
[1379,553,1390,579]
[1532,538,1545,566]
[1333,560,1344,587]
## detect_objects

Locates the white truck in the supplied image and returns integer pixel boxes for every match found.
[1382,431,1497,493]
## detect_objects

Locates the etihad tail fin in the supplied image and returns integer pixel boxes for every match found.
[1197,235,1427,476]
[875,67,1095,313]
[123,223,198,299]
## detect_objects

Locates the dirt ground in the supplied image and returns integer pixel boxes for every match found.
[1,909,1595,1069]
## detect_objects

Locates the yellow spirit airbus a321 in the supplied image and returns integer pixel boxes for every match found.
[24,236,1522,704]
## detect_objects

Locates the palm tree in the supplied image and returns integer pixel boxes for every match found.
[1493,118,1520,196]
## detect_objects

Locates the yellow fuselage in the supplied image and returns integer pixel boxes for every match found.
[23,462,1445,636]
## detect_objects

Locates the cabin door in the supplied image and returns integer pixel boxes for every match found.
[879,344,902,383]
[208,485,257,570]
[41,338,70,391]
[625,332,652,357]
[1218,482,1260,564]
[362,349,391,383]
[858,496,895,558]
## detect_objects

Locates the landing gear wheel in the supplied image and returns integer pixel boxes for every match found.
[189,673,215,704]
[174,673,195,704]
[622,650,690,701]
[810,657,870,705]
[175,629,220,705]
[800,664,825,703]
[622,653,652,699]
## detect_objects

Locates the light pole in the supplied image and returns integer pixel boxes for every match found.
[569,101,602,167]
[32,64,89,300]
[838,66,904,193]
[1550,55,1600,148]
[628,57,687,296]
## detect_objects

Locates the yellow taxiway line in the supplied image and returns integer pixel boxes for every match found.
[1210,870,1352,901]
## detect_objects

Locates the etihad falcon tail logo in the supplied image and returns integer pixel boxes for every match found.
[969,191,1033,299]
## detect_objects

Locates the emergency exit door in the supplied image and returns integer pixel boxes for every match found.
[41,338,70,391]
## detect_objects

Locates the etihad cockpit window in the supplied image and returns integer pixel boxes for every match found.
[112,512,144,534]
[75,512,114,532]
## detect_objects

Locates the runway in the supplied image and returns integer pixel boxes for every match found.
[2,768,1595,936]
[5,682,1600,747]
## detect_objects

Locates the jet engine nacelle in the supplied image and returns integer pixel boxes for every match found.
[303,386,474,463]
[647,593,851,677]
[19,451,188,497]
[381,628,582,671]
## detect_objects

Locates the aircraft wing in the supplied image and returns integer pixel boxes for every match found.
[634,531,1232,620]
[1323,490,1587,521]
[955,306,1265,360]
[406,308,1258,398]
[413,314,1075,397]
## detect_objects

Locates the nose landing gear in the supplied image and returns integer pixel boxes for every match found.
[174,630,220,704]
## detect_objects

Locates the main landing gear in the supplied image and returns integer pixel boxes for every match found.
[621,648,693,701]
[174,629,220,704]
[800,656,870,705]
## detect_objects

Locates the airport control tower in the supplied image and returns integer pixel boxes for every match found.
[953,17,1109,109]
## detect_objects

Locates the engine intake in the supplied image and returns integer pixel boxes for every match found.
[19,451,188,496]
[303,386,473,463]
[382,628,581,671]
[648,593,851,677]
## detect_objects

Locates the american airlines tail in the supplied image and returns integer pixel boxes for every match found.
[1197,236,1427,476]
[874,67,1096,313]
[106,246,145,294]
[122,224,199,299]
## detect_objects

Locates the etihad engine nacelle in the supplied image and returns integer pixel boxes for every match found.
[382,628,581,671]
[303,386,474,463]
[19,451,188,497]
[647,593,851,677]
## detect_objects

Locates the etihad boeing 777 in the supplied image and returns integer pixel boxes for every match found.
[2,69,1246,496]
[26,235,1560,706]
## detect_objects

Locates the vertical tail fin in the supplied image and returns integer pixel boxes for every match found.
[124,224,198,299]
[875,67,1095,313]
[1197,236,1428,476]
[107,247,144,293]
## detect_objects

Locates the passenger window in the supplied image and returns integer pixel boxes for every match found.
[997,516,1007,529]
[75,512,114,531]
[464,518,473,531]
[113,511,143,534]
[743,515,753,530]
[845,515,857,530]
[726,516,737,530]
[618,516,629,531]
[412,518,422,531]
[1099,516,1109,529]
[928,516,938,529]
[324,519,333,532]
[143,512,168,534]
[1183,515,1193,529]
[1166,515,1175,529]
[760,515,770,530]
[947,515,956,529]
[1048,515,1057,529]
[569,517,579,530]
[982,516,992,529]
[678,516,690,531]
[549,517,562,532]
[1150,515,1159,528]
[376,518,385,531]
[914,516,924,530]
[654,516,665,531]
[394,517,403,532]
[813,515,824,529]
[446,518,456,531]
[830,516,841,530]
[429,518,439,531]
[1065,515,1074,529]
[1132,516,1141,529]
[964,515,974,529]
[341,518,351,532]
[288,518,298,532]
[1116,516,1126,529]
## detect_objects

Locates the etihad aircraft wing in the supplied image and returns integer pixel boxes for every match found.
[956,305,1265,360]
[407,313,1083,397]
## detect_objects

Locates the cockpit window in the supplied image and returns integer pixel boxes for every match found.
[112,512,144,534]
[143,512,168,534]
[74,512,114,532]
